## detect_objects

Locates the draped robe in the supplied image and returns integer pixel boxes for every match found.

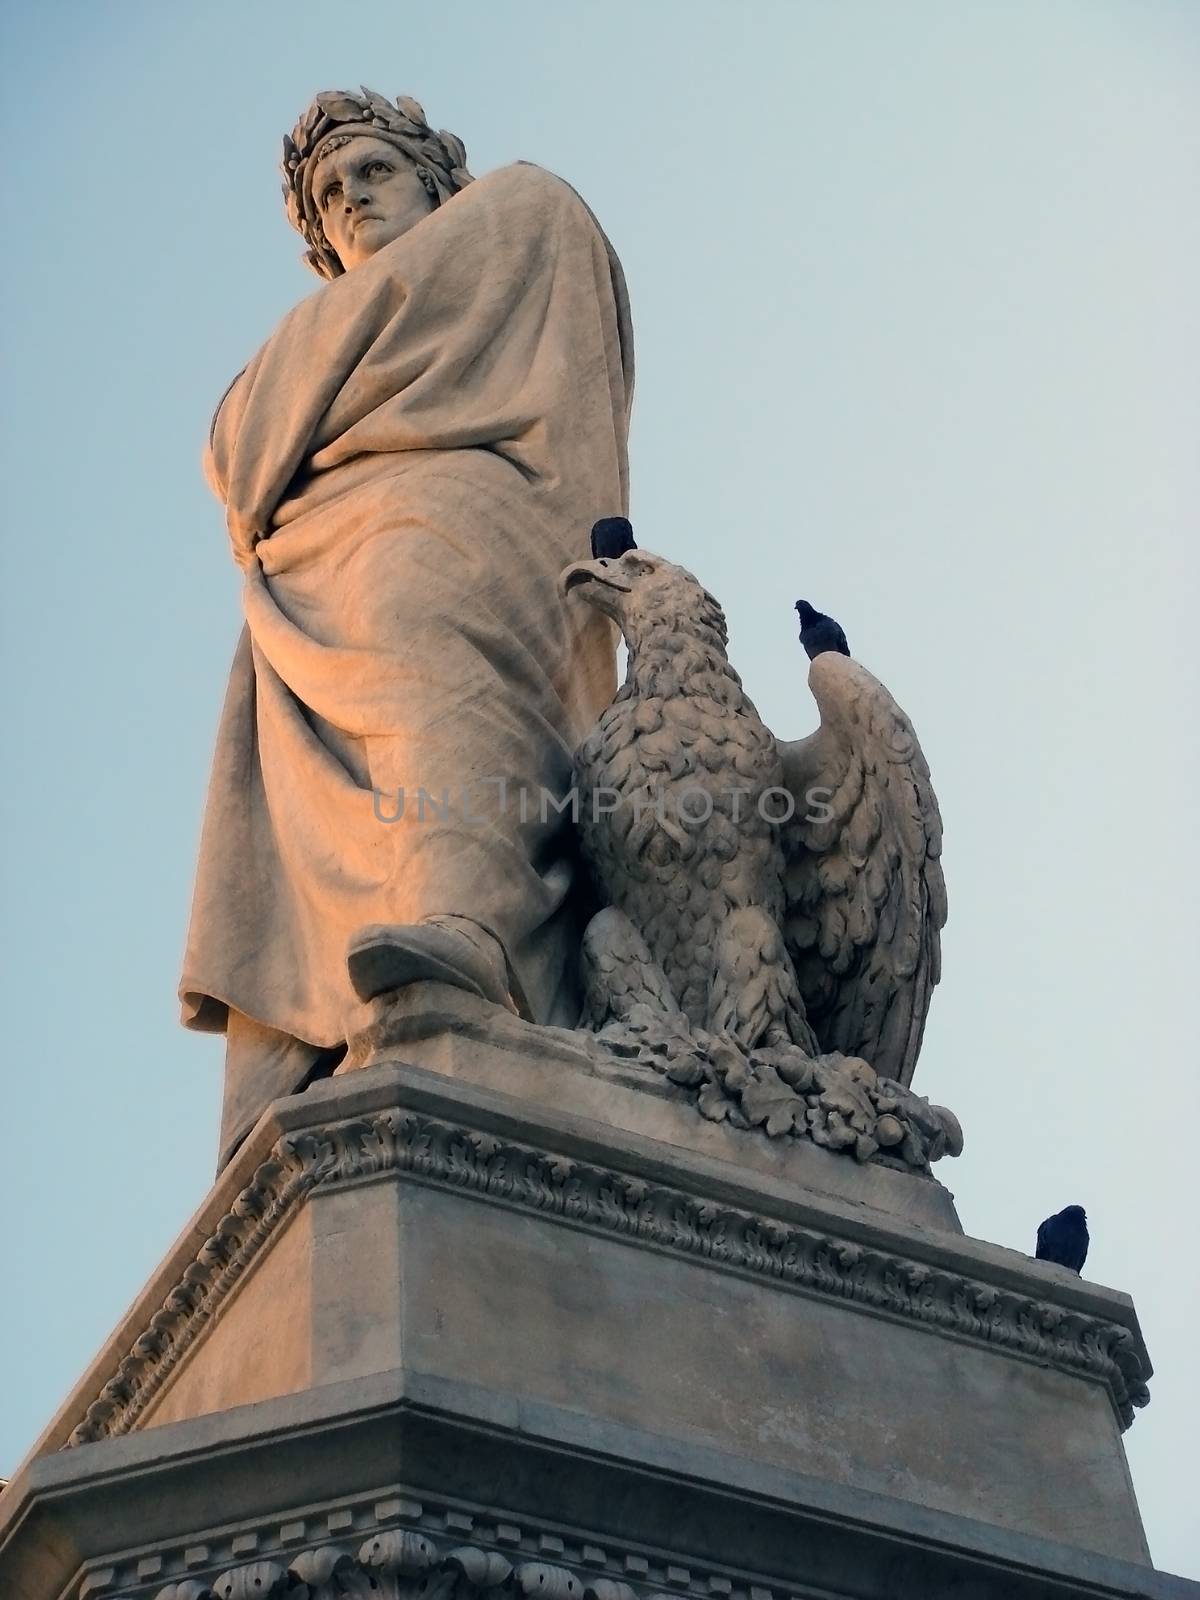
[180,164,633,1131]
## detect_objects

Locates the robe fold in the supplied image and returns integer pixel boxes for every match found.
[180,163,633,1074]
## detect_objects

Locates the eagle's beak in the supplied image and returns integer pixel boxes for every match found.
[560,559,633,599]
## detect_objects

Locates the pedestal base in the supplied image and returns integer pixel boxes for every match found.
[1,1011,1188,1600]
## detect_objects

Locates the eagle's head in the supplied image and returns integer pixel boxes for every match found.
[561,548,728,654]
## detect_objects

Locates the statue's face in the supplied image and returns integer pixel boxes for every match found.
[312,134,435,271]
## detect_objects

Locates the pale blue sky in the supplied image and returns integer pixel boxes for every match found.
[2,0,1196,1577]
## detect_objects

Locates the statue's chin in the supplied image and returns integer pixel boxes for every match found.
[340,207,433,271]
[340,225,395,270]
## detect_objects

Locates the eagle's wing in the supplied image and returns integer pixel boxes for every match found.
[777,652,946,1087]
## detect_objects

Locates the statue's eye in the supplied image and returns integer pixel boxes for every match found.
[321,183,342,208]
[366,161,391,177]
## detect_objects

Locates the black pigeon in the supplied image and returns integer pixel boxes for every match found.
[591,516,638,560]
[1035,1205,1089,1273]
[795,599,851,660]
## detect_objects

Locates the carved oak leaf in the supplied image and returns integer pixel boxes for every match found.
[736,1064,807,1137]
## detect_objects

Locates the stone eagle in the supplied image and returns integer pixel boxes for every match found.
[561,547,946,1090]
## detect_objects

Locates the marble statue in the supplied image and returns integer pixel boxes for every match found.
[562,547,960,1169]
[180,90,634,1162]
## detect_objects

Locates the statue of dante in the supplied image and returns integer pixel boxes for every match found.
[180,90,634,1162]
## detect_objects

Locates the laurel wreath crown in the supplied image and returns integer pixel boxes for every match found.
[282,88,473,279]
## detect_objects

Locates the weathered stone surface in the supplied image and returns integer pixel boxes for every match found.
[343,983,964,1232]
[2,1367,1195,1600]
[9,1057,1153,1572]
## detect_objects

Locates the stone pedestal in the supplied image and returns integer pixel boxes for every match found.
[1,1001,1193,1599]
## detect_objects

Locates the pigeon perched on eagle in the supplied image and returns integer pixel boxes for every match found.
[561,543,946,1086]
[795,599,850,660]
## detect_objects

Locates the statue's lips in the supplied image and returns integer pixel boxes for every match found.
[560,562,632,597]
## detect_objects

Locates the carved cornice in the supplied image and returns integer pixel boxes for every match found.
[92,1512,774,1600]
[67,1138,327,1445]
[206,1538,599,1600]
[67,1109,1150,1448]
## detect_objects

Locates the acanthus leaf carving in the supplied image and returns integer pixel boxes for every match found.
[584,1585,639,1600]
[515,1564,586,1600]
[210,1561,289,1600]
[286,1546,360,1599]
[445,1548,514,1590]
[359,1528,440,1579]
